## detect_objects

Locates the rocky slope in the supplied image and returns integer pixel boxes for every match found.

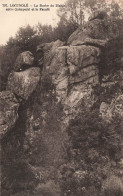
[0,11,123,196]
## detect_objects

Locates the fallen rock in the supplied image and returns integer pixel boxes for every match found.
[7,67,41,100]
[14,51,34,71]
[0,91,19,139]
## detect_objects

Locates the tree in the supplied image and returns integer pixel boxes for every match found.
[13,24,40,54]
[53,14,78,42]
[0,25,41,90]
[110,1,123,18]
[57,0,123,28]
[84,0,106,11]
[35,24,55,43]
[57,0,86,26]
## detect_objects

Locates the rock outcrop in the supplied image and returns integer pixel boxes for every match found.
[0,52,41,139]
[36,12,123,123]
[0,91,19,139]
[37,41,101,122]
[0,10,123,196]
[7,67,41,100]
[67,15,123,47]
[31,12,123,195]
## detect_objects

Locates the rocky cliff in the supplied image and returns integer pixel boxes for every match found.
[0,11,123,196]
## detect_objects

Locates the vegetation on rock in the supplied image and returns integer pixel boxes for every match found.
[0,0,123,196]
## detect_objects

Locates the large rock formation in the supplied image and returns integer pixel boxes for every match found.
[67,15,123,46]
[0,11,123,196]
[7,67,41,100]
[0,91,19,139]
[0,53,41,139]
[33,12,123,195]
[36,13,123,122]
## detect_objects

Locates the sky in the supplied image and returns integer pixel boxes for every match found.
[0,0,122,45]
[0,0,66,45]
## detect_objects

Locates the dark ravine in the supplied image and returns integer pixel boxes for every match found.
[0,11,123,196]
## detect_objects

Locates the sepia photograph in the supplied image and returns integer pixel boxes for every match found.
[0,0,123,195]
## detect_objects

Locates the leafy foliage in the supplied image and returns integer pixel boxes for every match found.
[59,108,123,195]
[57,0,123,29]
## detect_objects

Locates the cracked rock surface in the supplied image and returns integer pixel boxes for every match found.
[0,91,19,139]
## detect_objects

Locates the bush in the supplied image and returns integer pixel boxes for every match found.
[60,108,123,195]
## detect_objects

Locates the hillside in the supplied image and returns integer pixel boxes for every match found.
[0,11,123,196]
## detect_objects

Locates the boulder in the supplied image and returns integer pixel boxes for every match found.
[14,51,34,71]
[67,45,100,85]
[0,91,19,139]
[7,67,41,100]
[67,17,123,46]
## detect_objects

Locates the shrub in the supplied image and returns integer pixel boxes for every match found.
[60,108,123,195]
